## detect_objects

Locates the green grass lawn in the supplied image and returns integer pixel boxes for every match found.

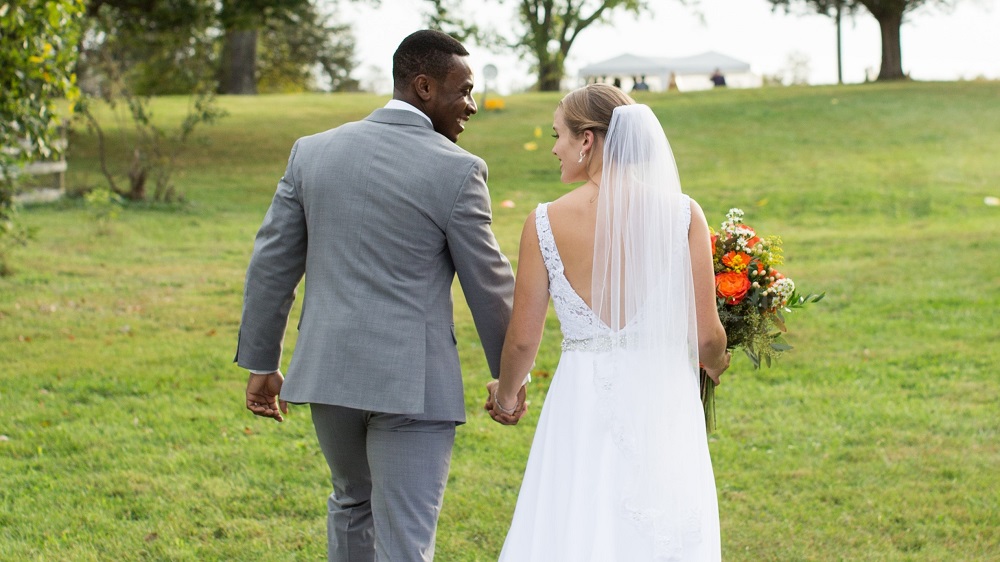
[2,81,998,561]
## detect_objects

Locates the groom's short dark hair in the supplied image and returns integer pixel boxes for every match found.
[392,30,469,89]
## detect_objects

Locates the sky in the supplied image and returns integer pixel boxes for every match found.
[339,0,1000,94]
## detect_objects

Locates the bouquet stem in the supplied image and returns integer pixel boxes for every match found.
[700,368,716,434]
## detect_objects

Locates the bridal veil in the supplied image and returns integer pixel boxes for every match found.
[590,104,719,559]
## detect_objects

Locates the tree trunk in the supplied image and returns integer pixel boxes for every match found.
[536,57,563,92]
[219,28,258,95]
[835,2,843,85]
[876,10,905,81]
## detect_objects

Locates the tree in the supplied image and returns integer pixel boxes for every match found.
[84,1,360,95]
[82,0,217,95]
[767,0,954,81]
[218,0,366,94]
[855,0,951,80]
[429,0,647,91]
[0,0,85,274]
[766,1,860,84]
[256,3,360,93]
[77,4,226,202]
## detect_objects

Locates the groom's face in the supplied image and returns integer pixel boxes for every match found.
[425,55,477,143]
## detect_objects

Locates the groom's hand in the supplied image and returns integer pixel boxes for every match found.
[484,380,527,425]
[246,372,288,422]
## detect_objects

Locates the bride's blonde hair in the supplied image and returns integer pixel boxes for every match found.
[558,84,635,140]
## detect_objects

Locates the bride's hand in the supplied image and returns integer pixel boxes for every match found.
[702,351,731,385]
[485,380,527,425]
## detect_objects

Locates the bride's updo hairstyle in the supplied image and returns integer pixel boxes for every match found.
[558,83,635,140]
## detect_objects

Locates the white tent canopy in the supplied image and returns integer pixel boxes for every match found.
[578,51,758,91]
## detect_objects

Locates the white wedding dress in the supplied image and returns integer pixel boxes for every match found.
[498,202,721,562]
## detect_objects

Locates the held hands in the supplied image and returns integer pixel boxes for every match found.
[484,379,527,425]
[702,350,732,386]
[246,371,288,422]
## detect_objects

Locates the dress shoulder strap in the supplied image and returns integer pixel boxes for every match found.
[680,193,692,231]
[534,202,563,276]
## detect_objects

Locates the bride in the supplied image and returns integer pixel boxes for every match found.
[486,84,731,561]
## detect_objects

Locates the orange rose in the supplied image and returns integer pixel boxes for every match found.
[716,271,751,305]
[710,234,718,256]
[721,251,752,272]
[747,235,761,248]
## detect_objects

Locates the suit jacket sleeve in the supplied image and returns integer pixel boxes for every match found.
[235,141,308,371]
[446,158,516,379]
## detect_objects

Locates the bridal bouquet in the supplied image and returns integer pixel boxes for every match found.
[700,208,823,432]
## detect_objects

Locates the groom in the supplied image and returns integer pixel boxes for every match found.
[235,30,523,561]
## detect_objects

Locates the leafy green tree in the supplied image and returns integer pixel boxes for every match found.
[256,2,360,93]
[428,0,648,91]
[217,0,365,94]
[0,0,85,275]
[84,0,360,95]
[83,0,217,95]
[767,0,955,81]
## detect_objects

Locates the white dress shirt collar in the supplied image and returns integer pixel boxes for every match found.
[384,99,432,126]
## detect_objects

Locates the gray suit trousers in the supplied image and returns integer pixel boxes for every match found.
[311,404,457,562]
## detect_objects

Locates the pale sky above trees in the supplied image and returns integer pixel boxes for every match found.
[342,0,998,93]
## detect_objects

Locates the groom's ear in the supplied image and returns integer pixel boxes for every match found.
[413,74,434,102]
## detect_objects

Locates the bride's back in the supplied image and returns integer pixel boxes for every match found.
[546,187,598,309]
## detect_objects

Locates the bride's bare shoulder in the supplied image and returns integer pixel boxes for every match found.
[548,183,597,214]
[688,197,709,228]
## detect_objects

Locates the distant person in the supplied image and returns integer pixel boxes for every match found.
[668,72,679,91]
[613,77,622,89]
[486,83,730,559]
[711,68,727,87]
[237,29,517,561]
[632,75,650,92]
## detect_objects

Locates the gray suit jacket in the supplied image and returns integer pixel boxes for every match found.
[236,108,515,422]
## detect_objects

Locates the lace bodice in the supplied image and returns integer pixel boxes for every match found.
[534,203,611,344]
[535,199,691,350]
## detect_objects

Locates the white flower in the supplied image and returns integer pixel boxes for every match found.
[771,278,796,305]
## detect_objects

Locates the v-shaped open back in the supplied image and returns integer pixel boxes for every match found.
[534,203,613,341]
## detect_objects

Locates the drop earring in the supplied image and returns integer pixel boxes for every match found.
[578,150,585,163]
